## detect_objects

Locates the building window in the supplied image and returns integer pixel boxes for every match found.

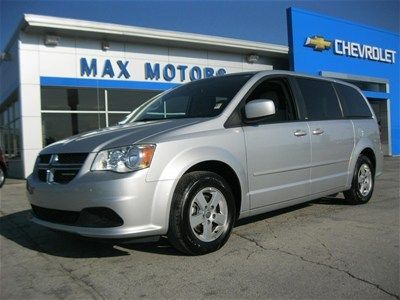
[107,89,158,111]
[0,91,21,159]
[41,87,105,111]
[344,80,387,93]
[40,87,161,146]
[42,113,106,145]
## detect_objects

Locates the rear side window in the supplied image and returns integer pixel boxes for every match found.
[296,78,342,120]
[335,83,372,118]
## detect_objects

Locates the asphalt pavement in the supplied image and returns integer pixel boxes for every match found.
[1,158,399,299]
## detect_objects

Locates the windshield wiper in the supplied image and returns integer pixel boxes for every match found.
[133,116,189,122]
[133,118,165,122]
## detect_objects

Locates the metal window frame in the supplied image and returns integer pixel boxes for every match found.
[41,87,144,146]
[387,98,392,156]
[0,91,22,159]
[320,71,389,87]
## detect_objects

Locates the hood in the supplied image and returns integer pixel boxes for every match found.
[40,118,205,154]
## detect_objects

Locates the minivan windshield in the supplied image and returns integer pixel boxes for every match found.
[122,74,253,123]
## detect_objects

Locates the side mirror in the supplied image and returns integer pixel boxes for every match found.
[244,99,276,120]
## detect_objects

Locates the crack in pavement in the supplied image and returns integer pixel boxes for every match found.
[303,232,348,267]
[266,222,278,239]
[2,216,105,300]
[233,232,399,299]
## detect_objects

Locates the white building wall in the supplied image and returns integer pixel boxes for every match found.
[18,32,42,178]
[35,36,273,82]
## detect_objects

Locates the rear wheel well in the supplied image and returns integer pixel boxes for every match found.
[185,161,242,220]
[360,148,376,171]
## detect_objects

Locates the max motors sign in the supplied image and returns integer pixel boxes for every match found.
[79,57,227,82]
[305,36,396,64]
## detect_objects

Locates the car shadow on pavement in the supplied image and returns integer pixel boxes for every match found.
[227,195,350,228]
[311,195,353,206]
[1,196,348,258]
[120,237,182,256]
[234,202,311,227]
[0,209,131,258]
[0,209,183,257]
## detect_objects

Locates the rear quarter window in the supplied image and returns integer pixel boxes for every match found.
[296,77,342,120]
[334,83,373,118]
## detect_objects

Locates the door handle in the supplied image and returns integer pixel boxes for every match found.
[294,130,307,137]
[312,128,324,135]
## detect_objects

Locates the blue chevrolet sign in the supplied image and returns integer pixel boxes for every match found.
[303,35,396,63]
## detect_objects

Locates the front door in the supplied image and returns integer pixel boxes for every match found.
[243,77,311,209]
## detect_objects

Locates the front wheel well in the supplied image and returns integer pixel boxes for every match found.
[184,161,242,220]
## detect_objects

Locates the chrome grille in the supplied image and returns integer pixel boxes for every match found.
[37,153,88,184]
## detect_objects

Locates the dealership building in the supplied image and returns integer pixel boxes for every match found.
[0,8,399,178]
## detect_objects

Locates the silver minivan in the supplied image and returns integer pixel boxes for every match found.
[27,71,383,254]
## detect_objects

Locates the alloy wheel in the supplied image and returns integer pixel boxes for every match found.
[189,187,228,242]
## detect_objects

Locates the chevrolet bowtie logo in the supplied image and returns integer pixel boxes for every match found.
[305,36,332,51]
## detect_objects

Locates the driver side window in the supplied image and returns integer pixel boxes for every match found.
[246,78,297,123]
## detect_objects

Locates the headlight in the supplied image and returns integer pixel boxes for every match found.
[91,144,156,173]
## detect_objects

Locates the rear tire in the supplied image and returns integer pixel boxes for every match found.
[168,171,236,255]
[344,155,374,204]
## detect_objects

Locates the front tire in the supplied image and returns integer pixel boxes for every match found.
[344,155,375,204]
[168,171,236,255]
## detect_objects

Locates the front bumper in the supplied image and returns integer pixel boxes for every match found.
[27,167,175,239]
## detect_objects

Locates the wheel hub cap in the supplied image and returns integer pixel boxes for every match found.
[358,163,373,197]
[189,187,228,242]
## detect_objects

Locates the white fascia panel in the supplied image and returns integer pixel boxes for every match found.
[23,14,288,55]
